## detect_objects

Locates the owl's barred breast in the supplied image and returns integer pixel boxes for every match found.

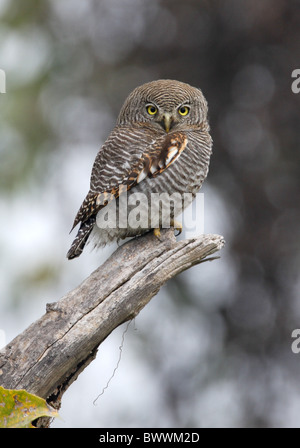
[133,129,211,198]
[90,127,212,246]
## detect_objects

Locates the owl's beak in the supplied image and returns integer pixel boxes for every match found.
[162,113,173,133]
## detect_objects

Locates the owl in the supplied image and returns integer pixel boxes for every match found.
[67,79,212,259]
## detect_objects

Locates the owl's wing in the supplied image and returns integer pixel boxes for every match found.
[70,125,187,231]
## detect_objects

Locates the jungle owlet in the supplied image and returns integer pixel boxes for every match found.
[67,79,212,259]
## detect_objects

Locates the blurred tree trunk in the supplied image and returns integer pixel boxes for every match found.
[0,229,224,427]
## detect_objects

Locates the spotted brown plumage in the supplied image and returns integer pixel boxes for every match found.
[67,79,212,259]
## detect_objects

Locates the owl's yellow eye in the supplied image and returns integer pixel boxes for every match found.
[146,104,158,115]
[178,106,190,116]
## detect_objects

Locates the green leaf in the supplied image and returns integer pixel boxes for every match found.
[0,386,59,428]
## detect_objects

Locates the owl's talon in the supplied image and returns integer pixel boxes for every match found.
[171,220,183,236]
[153,228,161,238]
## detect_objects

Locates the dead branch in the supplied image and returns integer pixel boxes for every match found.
[0,229,225,426]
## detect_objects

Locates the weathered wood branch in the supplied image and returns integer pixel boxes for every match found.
[0,229,225,424]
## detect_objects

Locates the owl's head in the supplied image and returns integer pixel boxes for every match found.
[117,79,208,133]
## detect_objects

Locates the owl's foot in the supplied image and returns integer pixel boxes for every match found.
[171,219,183,236]
[153,221,182,239]
[153,228,161,238]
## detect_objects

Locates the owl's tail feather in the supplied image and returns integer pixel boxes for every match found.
[67,217,95,259]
